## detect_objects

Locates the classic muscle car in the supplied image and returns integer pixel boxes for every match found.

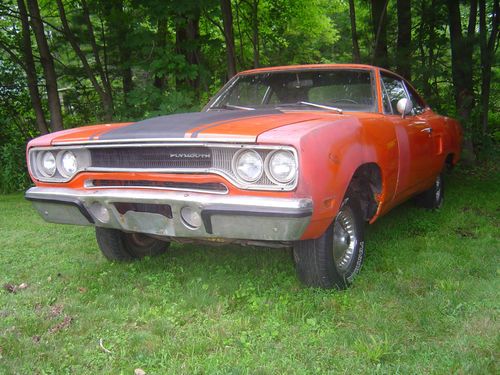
[25,64,462,289]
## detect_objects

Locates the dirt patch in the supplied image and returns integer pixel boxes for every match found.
[50,304,64,318]
[48,316,73,334]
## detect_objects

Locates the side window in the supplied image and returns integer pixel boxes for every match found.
[381,74,408,115]
[405,83,426,115]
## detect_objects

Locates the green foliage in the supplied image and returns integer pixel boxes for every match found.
[0,137,31,193]
[0,167,498,372]
[0,0,499,186]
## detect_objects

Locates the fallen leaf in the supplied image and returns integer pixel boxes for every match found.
[18,283,28,290]
[32,335,41,344]
[48,316,72,334]
[134,369,146,375]
[47,276,52,282]
[78,287,87,293]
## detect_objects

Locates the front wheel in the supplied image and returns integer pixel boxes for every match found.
[415,173,444,209]
[95,227,169,261]
[293,195,365,289]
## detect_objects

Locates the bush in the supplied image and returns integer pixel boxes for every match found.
[0,138,31,193]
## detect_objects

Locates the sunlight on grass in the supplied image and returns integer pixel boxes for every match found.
[0,167,498,373]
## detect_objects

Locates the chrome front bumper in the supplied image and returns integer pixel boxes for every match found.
[25,187,313,241]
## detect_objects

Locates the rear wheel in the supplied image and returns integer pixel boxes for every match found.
[95,227,169,261]
[415,173,444,209]
[293,195,365,289]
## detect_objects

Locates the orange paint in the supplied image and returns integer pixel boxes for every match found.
[27,65,462,240]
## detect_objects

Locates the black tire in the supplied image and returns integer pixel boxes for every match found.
[95,227,169,261]
[415,173,444,209]
[293,195,365,289]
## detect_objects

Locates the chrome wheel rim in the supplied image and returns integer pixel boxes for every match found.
[332,206,357,272]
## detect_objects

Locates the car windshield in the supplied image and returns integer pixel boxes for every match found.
[208,69,376,112]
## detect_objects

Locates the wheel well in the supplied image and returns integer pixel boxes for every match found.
[347,163,382,222]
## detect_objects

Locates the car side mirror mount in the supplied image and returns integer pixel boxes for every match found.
[397,98,413,118]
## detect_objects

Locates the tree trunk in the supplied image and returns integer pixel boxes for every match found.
[220,0,237,79]
[447,0,477,162]
[447,0,476,120]
[111,0,133,96]
[81,0,112,99]
[56,0,113,121]
[153,18,168,90]
[251,0,259,68]
[479,0,499,134]
[348,0,361,63]
[234,0,245,67]
[371,0,389,68]
[396,0,411,80]
[26,0,63,131]
[17,0,48,134]
[175,11,201,91]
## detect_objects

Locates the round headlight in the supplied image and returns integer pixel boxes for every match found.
[61,151,78,177]
[41,151,56,177]
[267,150,297,183]
[232,149,263,182]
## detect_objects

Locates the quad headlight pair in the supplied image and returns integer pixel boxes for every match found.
[232,149,297,184]
[34,149,89,180]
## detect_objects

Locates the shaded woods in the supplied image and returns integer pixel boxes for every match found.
[0,0,499,192]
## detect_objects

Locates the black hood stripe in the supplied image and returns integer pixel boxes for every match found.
[97,110,282,141]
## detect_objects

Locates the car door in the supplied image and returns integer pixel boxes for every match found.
[380,73,434,197]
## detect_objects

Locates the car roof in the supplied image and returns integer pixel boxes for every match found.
[238,64,378,75]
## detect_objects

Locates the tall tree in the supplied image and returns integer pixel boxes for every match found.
[396,0,411,79]
[17,0,48,134]
[371,0,389,68]
[220,0,237,78]
[175,9,202,91]
[153,18,169,91]
[348,0,361,63]
[56,0,114,121]
[447,0,477,160]
[26,0,63,131]
[447,0,477,121]
[478,0,499,134]
[106,0,133,96]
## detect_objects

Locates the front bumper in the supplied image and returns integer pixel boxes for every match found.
[25,187,313,241]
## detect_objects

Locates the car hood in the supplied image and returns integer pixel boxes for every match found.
[45,110,334,145]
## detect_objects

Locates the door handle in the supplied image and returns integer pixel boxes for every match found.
[421,127,433,134]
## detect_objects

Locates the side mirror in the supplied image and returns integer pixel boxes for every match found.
[397,98,413,118]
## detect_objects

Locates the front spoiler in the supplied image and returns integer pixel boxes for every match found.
[25,187,313,242]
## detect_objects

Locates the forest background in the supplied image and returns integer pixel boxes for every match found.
[0,0,498,192]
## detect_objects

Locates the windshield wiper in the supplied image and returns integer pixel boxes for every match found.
[298,101,343,113]
[213,103,255,111]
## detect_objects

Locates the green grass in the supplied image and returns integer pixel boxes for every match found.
[1,167,499,374]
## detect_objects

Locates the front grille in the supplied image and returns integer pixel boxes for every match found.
[90,146,212,169]
[30,143,298,191]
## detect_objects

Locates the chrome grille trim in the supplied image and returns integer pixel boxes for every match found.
[29,143,298,191]
[85,180,229,195]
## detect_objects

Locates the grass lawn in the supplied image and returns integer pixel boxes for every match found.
[0,166,498,374]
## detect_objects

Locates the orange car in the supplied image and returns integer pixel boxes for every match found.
[25,64,462,289]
